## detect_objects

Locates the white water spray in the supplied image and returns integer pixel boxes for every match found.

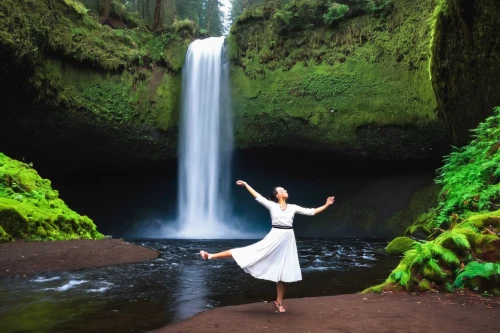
[173,37,249,239]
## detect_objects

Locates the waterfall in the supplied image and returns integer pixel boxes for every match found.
[174,36,246,239]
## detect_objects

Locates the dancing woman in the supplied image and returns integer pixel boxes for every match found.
[200,180,335,313]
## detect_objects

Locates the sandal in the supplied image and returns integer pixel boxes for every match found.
[200,250,209,260]
[273,301,286,313]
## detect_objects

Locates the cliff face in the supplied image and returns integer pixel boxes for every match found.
[431,0,500,145]
[0,0,454,168]
[0,0,190,168]
[228,0,451,160]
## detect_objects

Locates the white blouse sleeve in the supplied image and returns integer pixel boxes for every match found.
[255,195,274,210]
[293,204,315,216]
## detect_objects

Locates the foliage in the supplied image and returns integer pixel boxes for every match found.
[365,107,500,294]
[0,0,193,72]
[434,107,500,227]
[454,262,500,289]
[323,2,349,26]
[272,0,328,32]
[81,79,136,122]
[428,0,448,79]
[0,153,103,242]
[364,0,394,18]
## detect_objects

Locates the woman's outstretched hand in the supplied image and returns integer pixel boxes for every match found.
[236,180,247,186]
[326,196,335,206]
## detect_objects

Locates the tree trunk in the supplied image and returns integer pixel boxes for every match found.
[102,0,112,19]
[206,0,217,33]
[152,0,163,32]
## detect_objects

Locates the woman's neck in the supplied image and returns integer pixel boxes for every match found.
[278,198,287,207]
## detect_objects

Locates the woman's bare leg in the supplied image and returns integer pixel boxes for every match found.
[274,281,287,312]
[276,281,286,303]
[200,250,232,260]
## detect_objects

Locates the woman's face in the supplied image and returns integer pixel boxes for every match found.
[275,187,289,200]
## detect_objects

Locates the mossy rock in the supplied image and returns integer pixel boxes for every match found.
[418,279,433,292]
[0,153,103,242]
[0,206,29,239]
[0,225,13,243]
[385,236,414,255]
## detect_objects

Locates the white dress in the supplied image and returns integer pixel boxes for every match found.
[230,196,315,283]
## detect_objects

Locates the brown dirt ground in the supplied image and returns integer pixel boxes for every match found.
[0,238,159,278]
[150,292,500,333]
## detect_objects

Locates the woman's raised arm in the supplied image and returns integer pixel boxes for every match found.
[313,196,335,215]
[236,180,261,198]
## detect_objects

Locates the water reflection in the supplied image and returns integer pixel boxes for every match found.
[172,263,210,321]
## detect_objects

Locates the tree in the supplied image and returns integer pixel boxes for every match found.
[152,0,163,31]
[205,0,219,33]
[102,0,112,19]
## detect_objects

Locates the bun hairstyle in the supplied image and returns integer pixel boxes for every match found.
[269,187,279,202]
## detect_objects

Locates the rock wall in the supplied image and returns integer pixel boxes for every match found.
[431,0,500,145]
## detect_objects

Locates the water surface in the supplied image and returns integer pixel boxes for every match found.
[0,238,398,333]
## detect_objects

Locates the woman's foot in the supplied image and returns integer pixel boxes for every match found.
[273,301,286,313]
[200,250,210,260]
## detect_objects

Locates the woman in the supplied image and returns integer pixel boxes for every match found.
[200,180,335,313]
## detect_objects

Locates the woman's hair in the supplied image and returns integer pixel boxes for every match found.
[269,187,279,202]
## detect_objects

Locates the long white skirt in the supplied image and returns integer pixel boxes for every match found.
[230,228,302,283]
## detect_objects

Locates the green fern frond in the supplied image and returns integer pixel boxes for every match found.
[435,230,471,249]
[425,242,444,256]
[401,249,418,266]
[399,271,410,286]
[389,265,411,287]
[439,248,460,265]
[455,221,479,232]
[425,258,447,279]
[451,232,471,249]
[454,261,500,288]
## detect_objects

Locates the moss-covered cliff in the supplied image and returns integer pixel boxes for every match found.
[0,0,454,167]
[0,153,103,242]
[0,0,192,167]
[228,0,450,159]
[431,0,500,145]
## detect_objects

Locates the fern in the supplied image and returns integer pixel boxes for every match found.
[434,107,500,228]
[435,229,471,249]
[388,264,411,287]
[425,258,447,279]
[439,247,460,265]
[454,261,500,288]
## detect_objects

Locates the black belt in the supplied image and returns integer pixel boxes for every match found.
[272,225,293,229]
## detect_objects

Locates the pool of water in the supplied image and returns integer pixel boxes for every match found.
[0,238,399,333]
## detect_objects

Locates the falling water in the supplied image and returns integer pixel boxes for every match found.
[174,36,248,239]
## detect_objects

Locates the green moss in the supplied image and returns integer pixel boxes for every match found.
[0,225,13,243]
[428,0,448,80]
[82,79,135,122]
[418,279,433,291]
[385,236,415,255]
[0,0,193,71]
[0,153,103,242]
[230,0,448,156]
[0,0,188,150]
